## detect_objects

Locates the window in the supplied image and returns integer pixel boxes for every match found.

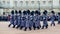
[0,2,2,6]
[14,1,17,7]
[49,1,52,4]
[31,1,35,6]
[3,1,5,4]
[0,2,2,5]
[31,1,34,4]
[25,1,29,8]
[37,1,40,8]
[3,1,5,7]
[43,1,46,4]
[7,1,10,7]
[37,1,40,5]
[0,2,1,4]
[59,1,60,5]
[37,1,40,4]
[26,1,28,5]
[31,1,34,8]
[20,1,23,4]
[20,1,23,6]
[7,1,10,4]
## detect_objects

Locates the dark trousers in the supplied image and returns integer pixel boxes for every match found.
[51,23,55,26]
[16,25,20,29]
[42,24,48,29]
[24,27,32,31]
[33,23,41,30]
[8,23,15,28]
[58,21,60,24]
[20,26,24,30]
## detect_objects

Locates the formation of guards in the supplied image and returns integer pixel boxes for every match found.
[8,10,60,31]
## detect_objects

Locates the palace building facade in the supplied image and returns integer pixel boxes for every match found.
[0,0,60,15]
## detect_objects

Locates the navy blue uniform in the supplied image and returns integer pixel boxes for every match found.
[14,14,18,26]
[34,15,41,29]
[58,13,60,24]
[33,10,41,30]
[30,14,34,30]
[21,10,26,31]
[8,10,15,28]
[9,14,15,26]
[29,15,33,28]
[50,14,55,26]
[16,14,22,28]
[37,15,41,28]
[24,14,30,31]
[16,10,22,29]
[58,15,60,24]
[42,10,48,29]
[24,10,33,31]
[42,14,48,29]
[20,15,26,30]
[50,11,55,26]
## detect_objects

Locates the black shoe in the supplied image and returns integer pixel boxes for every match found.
[20,26,23,30]
[20,27,22,30]
[8,24,11,27]
[33,26,36,30]
[39,25,41,29]
[58,23,60,24]
[41,27,44,29]
[29,27,32,30]
[34,28,36,30]
[13,25,15,28]
[37,27,40,30]
[24,29,26,31]
[24,27,27,31]
[54,24,55,26]
[51,24,52,26]
[41,26,44,29]
[58,21,60,24]
[46,26,48,29]
[58,23,59,24]
[16,27,19,29]
[16,25,20,29]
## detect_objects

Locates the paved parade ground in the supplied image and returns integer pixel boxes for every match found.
[0,21,60,34]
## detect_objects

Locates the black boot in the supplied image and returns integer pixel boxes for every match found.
[24,27,27,31]
[33,24,36,30]
[13,25,15,28]
[39,25,41,29]
[16,25,20,29]
[8,24,11,27]
[37,26,40,30]
[41,26,44,29]
[29,27,32,30]
[33,26,36,30]
[53,23,55,26]
[58,21,60,24]
[46,25,48,29]
[51,24,52,26]
[20,26,23,30]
